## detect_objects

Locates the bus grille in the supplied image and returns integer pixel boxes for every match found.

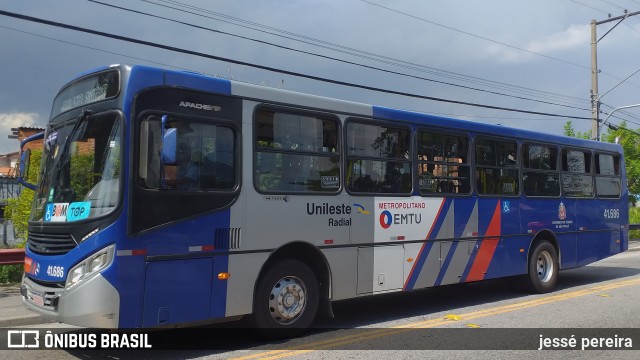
[28,231,77,255]
[215,228,241,250]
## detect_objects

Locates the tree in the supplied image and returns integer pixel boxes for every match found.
[562,121,591,139]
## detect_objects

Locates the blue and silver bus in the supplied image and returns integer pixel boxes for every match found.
[20,64,629,335]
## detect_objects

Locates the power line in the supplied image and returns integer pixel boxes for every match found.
[85,0,591,112]
[570,0,611,14]
[597,0,627,11]
[134,0,590,107]
[574,0,640,35]
[0,25,195,72]
[0,9,593,120]
[601,103,640,126]
[359,0,591,70]
[362,0,640,90]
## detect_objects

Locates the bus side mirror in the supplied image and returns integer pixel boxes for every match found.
[19,149,32,188]
[18,132,44,191]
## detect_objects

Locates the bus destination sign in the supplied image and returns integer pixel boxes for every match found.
[52,69,120,118]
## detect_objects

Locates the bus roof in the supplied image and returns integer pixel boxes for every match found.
[114,65,622,154]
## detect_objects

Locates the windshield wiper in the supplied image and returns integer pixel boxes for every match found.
[56,109,92,170]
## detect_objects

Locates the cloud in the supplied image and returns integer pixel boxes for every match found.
[527,24,590,54]
[486,24,590,64]
[0,112,39,154]
[0,112,38,128]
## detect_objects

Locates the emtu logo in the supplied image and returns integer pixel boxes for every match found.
[378,210,422,229]
[379,210,393,229]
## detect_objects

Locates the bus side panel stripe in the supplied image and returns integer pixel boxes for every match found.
[465,202,501,282]
[403,241,435,291]
[433,198,478,286]
[403,198,448,290]
[434,241,459,286]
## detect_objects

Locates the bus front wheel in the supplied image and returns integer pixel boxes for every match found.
[253,259,319,338]
[527,241,559,293]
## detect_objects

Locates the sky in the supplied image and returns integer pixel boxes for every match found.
[1,0,640,154]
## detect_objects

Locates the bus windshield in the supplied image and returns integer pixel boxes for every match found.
[30,112,122,222]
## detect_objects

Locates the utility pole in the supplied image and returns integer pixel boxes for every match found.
[590,19,599,140]
[590,10,640,140]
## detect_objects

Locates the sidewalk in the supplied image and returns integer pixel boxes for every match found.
[0,283,51,327]
[1,240,640,328]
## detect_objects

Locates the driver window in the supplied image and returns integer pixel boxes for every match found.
[139,116,236,191]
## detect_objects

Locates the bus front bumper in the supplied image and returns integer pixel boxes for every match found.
[21,273,120,328]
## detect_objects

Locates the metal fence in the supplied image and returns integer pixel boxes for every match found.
[0,177,21,247]
[0,177,20,203]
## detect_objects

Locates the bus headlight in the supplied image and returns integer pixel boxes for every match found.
[65,245,115,290]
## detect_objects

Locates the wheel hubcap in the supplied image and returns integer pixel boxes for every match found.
[536,251,554,283]
[268,276,307,325]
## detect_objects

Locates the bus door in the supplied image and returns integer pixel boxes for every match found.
[134,95,241,326]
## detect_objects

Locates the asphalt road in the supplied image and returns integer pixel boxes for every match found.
[3,250,640,359]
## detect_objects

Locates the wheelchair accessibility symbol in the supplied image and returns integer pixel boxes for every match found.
[503,201,511,214]
[45,204,53,221]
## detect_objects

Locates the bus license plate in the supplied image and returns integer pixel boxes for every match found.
[28,289,44,307]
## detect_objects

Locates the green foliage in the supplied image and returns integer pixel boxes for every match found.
[563,121,575,137]
[562,121,591,139]
[70,152,96,200]
[0,264,23,284]
[630,207,640,239]
[5,149,42,245]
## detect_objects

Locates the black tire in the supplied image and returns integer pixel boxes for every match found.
[527,241,559,293]
[253,259,319,338]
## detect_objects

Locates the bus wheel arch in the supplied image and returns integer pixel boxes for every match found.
[252,242,331,336]
[526,231,560,293]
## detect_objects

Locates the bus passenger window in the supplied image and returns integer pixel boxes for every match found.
[254,109,340,193]
[346,121,411,194]
[561,150,593,197]
[523,144,559,197]
[417,131,470,195]
[475,138,518,195]
[595,153,621,198]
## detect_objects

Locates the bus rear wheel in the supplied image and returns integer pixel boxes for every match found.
[253,259,319,338]
[527,241,559,293]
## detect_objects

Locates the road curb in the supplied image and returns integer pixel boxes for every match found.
[0,314,52,328]
[0,284,53,328]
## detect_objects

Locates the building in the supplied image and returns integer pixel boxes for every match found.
[1,127,45,178]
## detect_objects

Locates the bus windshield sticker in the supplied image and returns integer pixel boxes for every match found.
[67,202,91,222]
[45,203,70,222]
